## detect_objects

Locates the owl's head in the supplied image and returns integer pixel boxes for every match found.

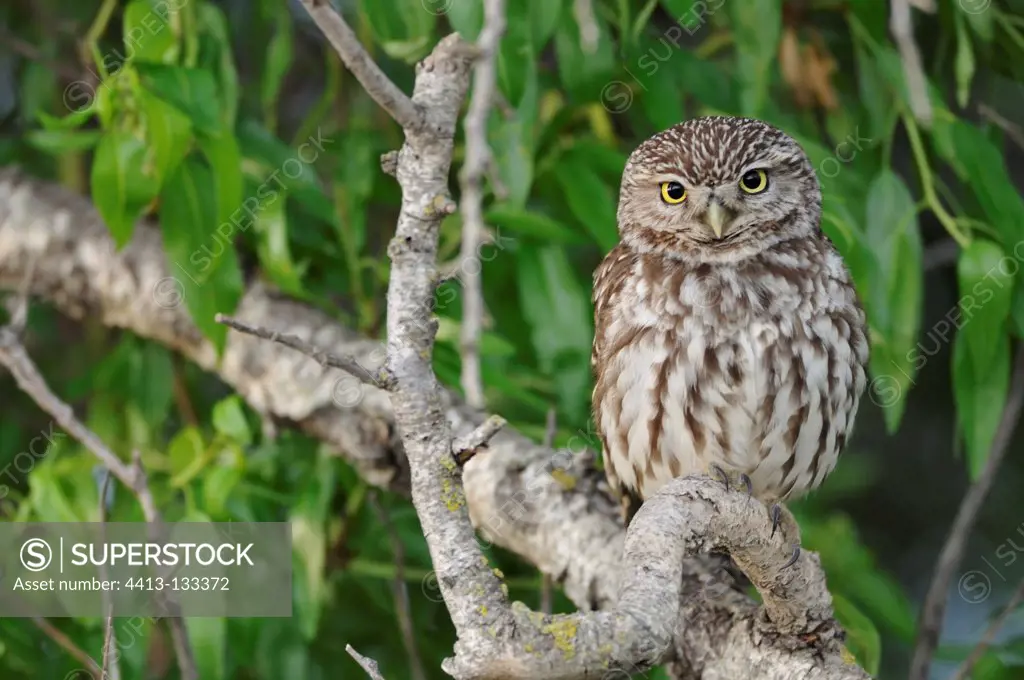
[616,116,821,262]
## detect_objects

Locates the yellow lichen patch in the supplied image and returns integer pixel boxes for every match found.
[491,567,505,581]
[441,478,465,511]
[541,618,578,660]
[440,453,457,473]
[840,646,857,665]
[500,583,508,598]
[550,469,577,490]
[477,605,488,616]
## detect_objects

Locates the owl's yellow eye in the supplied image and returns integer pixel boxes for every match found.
[740,169,769,194]
[660,181,686,204]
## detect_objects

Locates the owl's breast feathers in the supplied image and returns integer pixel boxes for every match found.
[591,237,869,505]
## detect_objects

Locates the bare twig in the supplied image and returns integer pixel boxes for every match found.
[950,577,1024,680]
[296,0,424,131]
[890,0,933,126]
[452,414,507,465]
[216,313,392,389]
[910,345,1024,680]
[573,0,600,53]
[368,493,427,680]
[97,469,120,680]
[457,0,506,411]
[0,328,198,680]
[346,644,387,680]
[32,617,102,679]
[978,103,1024,152]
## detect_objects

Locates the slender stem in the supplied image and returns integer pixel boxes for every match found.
[903,114,970,247]
[83,0,118,79]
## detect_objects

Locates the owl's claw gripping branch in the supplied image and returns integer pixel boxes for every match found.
[770,503,783,538]
[740,473,754,498]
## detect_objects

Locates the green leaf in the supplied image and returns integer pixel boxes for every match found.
[197,4,240,126]
[291,453,337,639]
[159,158,244,352]
[950,122,1024,245]
[237,121,337,224]
[24,129,102,154]
[90,130,161,247]
[953,326,1010,480]
[198,132,245,249]
[262,5,293,132]
[728,0,782,116]
[255,191,307,295]
[36,107,96,131]
[497,8,534,104]
[832,594,882,676]
[446,0,483,40]
[140,91,193,183]
[962,2,994,43]
[492,116,534,209]
[358,0,437,62]
[485,206,586,243]
[136,64,221,134]
[528,0,563,47]
[123,0,179,64]
[552,158,618,251]
[954,11,975,109]
[638,52,685,131]
[185,618,226,680]
[168,426,206,482]
[516,246,593,421]
[863,170,922,432]
[554,9,616,100]
[957,240,1013,377]
[131,342,175,428]
[212,396,252,446]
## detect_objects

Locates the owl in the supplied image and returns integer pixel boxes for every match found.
[591,116,869,558]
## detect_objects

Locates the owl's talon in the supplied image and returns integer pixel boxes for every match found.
[782,545,800,569]
[710,464,730,492]
[769,503,782,539]
[740,473,753,498]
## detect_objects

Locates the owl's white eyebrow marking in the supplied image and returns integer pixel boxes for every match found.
[739,160,773,174]
[653,174,688,184]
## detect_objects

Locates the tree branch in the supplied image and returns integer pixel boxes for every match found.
[456,0,506,411]
[296,0,425,131]
[347,644,388,680]
[910,345,1024,680]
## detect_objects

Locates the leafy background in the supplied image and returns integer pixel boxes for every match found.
[1,0,1024,678]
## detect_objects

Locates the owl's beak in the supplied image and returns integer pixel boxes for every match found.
[703,201,729,239]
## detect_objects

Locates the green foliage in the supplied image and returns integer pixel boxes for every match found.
[2,0,1024,678]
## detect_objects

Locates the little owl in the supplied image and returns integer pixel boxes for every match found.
[592,116,869,560]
